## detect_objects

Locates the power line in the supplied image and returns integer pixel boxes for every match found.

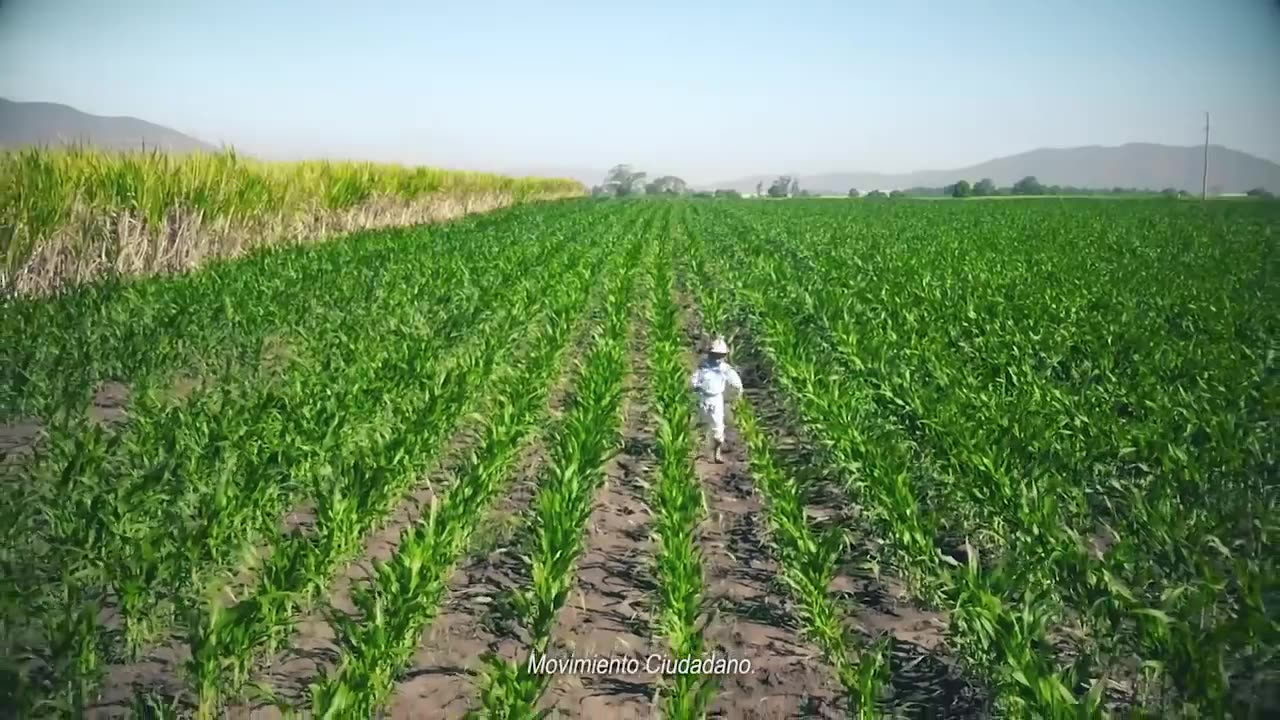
[1202,112,1210,201]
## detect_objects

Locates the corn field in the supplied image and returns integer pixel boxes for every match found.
[0,197,1275,718]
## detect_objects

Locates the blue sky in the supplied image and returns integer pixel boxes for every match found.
[2,0,1277,184]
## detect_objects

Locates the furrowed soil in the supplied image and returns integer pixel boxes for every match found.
[233,314,597,718]
[531,317,657,719]
[383,276,609,719]
[10,199,1273,719]
[694,420,845,719]
[666,310,841,719]
[676,288,985,718]
[51,275,979,720]
[388,301,652,718]
[674,301,843,719]
[384,442,545,719]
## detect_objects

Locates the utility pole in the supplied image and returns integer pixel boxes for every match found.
[1202,112,1210,201]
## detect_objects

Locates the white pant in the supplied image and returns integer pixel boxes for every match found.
[698,394,726,443]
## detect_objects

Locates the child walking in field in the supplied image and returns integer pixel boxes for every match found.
[690,336,743,463]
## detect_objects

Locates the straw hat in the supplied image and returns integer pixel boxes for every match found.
[709,336,730,355]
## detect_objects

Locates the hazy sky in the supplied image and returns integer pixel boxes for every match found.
[2,0,1278,183]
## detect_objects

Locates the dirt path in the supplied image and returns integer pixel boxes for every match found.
[383,339,595,718]
[673,287,984,717]
[533,338,658,720]
[383,440,547,719]
[694,420,847,720]
[745,383,983,717]
[670,306,844,719]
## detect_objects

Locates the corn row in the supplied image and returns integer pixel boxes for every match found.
[471,217,651,719]
[683,218,889,718]
[682,199,1275,718]
[307,211,649,717]
[642,214,717,718]
[743,207,1275,716]
[684,204,1104,716]
[1,206,602,716]
[180,213,623,715]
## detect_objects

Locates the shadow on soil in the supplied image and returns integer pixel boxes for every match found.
[728,328,991,719]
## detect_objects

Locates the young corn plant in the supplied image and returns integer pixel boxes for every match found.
[679,198,1274,717]
[680,223,889,717]
[308,232,622,717]
[685,208,1103,716]
[473,234,646,718]
[644,240,719,719]
[3,204,609,713]
[179,225,601,713]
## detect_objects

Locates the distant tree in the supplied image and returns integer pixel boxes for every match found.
[797,189,815,198]
[951,180,972,198]
[848,188,861,198]
[865,190,888,199]
[905,186,947,197]
[789,177,800,197]
[603,164,648,196]
[755,181,764,197]
[889,190,906,198]
[768,175,793,198]
[1046,185,1062,195]
[1161,187,1180,198]
[645,175,688,195]
[972,178,996,197]
[1012,176,1044,196]
[714,189,742,199]
[692,190,714,199]
[1246,187,1275,199]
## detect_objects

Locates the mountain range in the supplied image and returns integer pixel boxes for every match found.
[3,98,1277,193]
[0,98,217,153]
[709,144,1280,195]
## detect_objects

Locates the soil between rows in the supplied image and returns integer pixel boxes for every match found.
[674,283,986,718]
[531,325,658,720]
[675,298,843,719]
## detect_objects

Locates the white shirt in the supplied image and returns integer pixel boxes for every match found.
[690,359,743,399]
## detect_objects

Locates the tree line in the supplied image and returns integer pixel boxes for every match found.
[936,176,1184,198]
[864,177,1275,199]
[591,164,742,199]
[591,165,1276,201]
[591,166,812,199]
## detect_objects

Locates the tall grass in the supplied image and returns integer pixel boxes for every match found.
[0,145,584,296]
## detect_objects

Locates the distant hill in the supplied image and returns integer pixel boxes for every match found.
[711,144,1280,195]
[0,98,217,153]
